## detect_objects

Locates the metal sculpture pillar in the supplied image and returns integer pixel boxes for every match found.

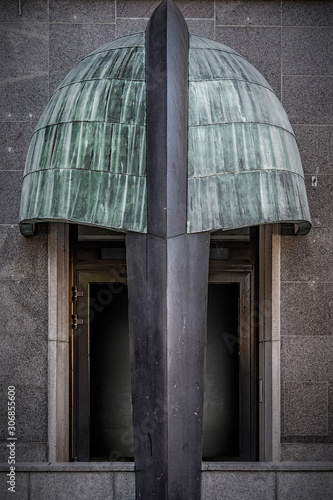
[126,0,210,498]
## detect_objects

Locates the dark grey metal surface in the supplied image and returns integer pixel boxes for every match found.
[127,232,210,498]
[126,0,210,497]
[145,0,188,238]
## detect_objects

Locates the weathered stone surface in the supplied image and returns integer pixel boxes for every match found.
[281,282,333,337]
[294,125,333,175]
[186,20,214,38]
[49,23,115,93]
[283,382,328,437]
[283,27,333,76]
[0,122,36,171]
[277,471,333,500]
[0,23,48,78]
[281,336,333,382]
[0,0,47,22]
[116,0,158,18]
[0,172,23,224]
[216,0,281,26]
[0,442,48,462]
[283,76,333,125]
[0,21,48,122]
[0,472,29,499]
[201,471,276,500]
[282,2,333,27]
[30,472,114,499]
[49,0,115,23]
[281,228,333,282]
[0,330,48,387]
[215,26,281,95]
[117,0,214,19]
[329,382,333,441]
[282,443,333,461]
[305,174,333,228]
[0,225,48,280]
[17,386,48,441]
[116,19,148,38]
[0,74,48,122]
[113,472,135,500]
[0,384,47,441]
[0,279,47,335]
[3,463,134,472]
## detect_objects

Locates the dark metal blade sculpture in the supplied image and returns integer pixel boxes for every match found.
[126,0,210,498]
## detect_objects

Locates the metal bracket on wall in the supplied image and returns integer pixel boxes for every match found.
[312,167,319,188]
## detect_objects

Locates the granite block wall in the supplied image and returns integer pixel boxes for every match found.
[1,463,333,500]
[279,2,333,461]
[0,0,332,473]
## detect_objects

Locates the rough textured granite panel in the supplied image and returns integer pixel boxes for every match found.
[0,122,36,171]
[49,23,115,93]
[113,472,135,500]
[117,0,214,19]
[118,18,212,39]
[0,442,48,462]
[178,0,214,18]
[0,472,29,499]
[0,23,48,78]
[305,174,333,228]
[283,382,328,436]
[277,472,333,500]
[16,386,48,441]
[0,172,23,224]
[0,0,47,22]
[294,125,333,175]
[0,224,48,280]
[49,0,115,23]
[215,26,281,95]
[283,76,333,125]
[116,18,148,38]
[0,330,48,387]
[329,382,333,441]
[201,471,276,500]
[186,20,214,38]
[283,27,333,76]
[281,443,333,461]
[282,1,333,27]
[281,336,333,382]
[0,384,48,441]
[281,228,333,282]
[216,0,281,26]
[0,74,48,122]
[30,472,114,499]
[0,279,48,335]
[281,282,333,337]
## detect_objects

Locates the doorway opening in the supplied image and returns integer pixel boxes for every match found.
[70,226,258,461]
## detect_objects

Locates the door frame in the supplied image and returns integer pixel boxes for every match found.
[47,222,281,463]
[208,271,255,461]
[73,267,127,461]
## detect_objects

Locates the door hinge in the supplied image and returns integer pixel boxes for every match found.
[72,314,83,330]
[72,286,83,302]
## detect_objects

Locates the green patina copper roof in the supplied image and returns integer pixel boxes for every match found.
[20,32,311,235]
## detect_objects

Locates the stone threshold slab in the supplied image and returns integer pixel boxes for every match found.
[0,462,332,472]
